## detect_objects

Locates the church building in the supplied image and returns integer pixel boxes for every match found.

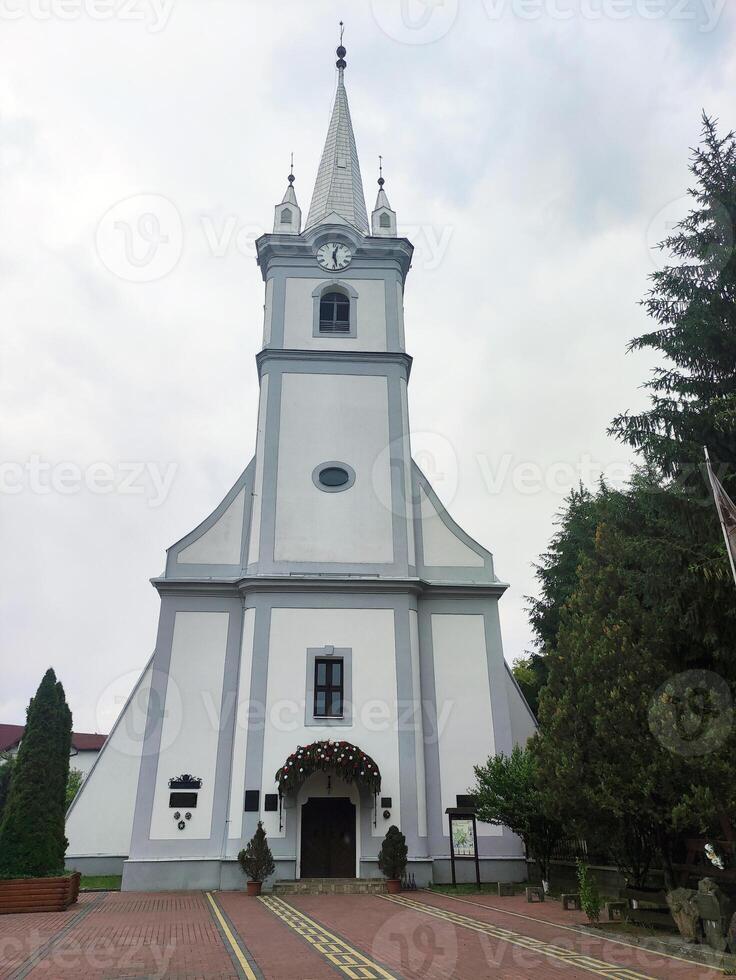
[66,40,536,890]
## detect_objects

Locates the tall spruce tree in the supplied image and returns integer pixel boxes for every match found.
[610,113,736,481]
[0,669,72,877]
[533,490,736,887]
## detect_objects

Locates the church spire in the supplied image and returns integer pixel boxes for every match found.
[305,27,369,235]
[371,155,397,237]
[273,153,301,234]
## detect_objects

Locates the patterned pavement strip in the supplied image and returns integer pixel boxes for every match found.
[205,892,263,980]
[378,894,654,980]
[7,893,105,980]
[418,890,724,975]
[259,895,400,979]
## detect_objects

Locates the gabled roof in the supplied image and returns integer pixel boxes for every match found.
[305,66,368,234]
[0,724,107,753]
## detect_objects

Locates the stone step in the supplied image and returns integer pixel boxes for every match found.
[272,877,388,895]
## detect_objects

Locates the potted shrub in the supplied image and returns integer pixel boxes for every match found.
[0,669,80,914]
[238,821,275,896]
[378,825,407,894]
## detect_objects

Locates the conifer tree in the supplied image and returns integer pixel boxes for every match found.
[0,669,72,877]
[610,113,736,479]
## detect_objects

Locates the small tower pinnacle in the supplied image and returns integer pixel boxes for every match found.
[371,155,397,237]
[273,153,301,235]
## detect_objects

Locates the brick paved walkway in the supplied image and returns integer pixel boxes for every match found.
[0,889,726,979]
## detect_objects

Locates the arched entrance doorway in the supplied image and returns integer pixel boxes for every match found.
[275,739,381,880]
[298,772,357,878]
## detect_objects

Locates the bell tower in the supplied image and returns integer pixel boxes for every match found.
[67,30,536,895]
[249,38,415,576]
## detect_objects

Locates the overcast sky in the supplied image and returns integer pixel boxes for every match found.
[2,0,734,733]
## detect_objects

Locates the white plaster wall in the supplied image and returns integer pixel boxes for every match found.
[247,374,269,566]
[419,487,485,568]
[400,379,415,566]
[283,277,387,351]
[177,488,244,565]
[409,610,427,839]
[228,607,256,840]
[66,664,153,858]
[431,613,500,837]
[505,669,537,748]
[260,607,400,842]
[149,611,229,840]
[396,280,405,349]
[274,373,394,564]
[263,276,274,347]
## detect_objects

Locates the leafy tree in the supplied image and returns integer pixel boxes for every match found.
[237,821,275,882]
[511,656,547,719]
[0,669,72,878]
[66,769,83,810]
[610,113,736,480]
[378,825,408,881]
[471,745,561,889]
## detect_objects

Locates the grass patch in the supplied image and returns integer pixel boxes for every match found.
[80,875,122,891]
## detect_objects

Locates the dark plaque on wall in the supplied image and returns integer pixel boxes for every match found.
[264,793,279,812]
[244,790,260,812]
[169,792,198,809]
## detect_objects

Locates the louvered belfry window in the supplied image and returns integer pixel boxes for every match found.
[319,291,350,333]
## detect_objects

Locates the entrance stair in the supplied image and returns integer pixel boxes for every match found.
[272,877,388,895]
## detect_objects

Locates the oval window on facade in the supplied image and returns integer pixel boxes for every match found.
[312,462,356,493]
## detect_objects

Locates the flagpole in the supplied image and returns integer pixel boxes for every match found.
[704,446,736,588]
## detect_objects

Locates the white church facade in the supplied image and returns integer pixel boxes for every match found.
[66,41,536,890]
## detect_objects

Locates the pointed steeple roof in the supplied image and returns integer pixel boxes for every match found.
[306,37,369,235]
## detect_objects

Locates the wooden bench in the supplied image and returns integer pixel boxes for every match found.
[525,886,545,903]
[561,893,581,911]
[497,882,515,897]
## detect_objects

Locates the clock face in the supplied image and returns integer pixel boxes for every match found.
[316,242,352,271]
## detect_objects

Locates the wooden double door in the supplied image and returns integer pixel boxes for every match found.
[300,797,356,878]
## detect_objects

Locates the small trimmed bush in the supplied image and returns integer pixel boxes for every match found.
[238,822,275,882]
[378,825,408,880]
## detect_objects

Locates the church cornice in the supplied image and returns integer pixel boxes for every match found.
[255,230,413,283]
[255,348,413,380]
[150,575,509,599]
